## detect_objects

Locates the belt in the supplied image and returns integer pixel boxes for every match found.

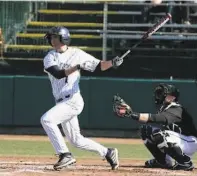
[56,95,70,103]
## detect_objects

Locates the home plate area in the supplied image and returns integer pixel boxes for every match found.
[0,158,196,176]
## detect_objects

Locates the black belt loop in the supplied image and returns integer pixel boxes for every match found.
[56,94,70,103]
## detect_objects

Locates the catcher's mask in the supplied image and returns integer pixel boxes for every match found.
[44,26,71,46]
[154,83,180,105]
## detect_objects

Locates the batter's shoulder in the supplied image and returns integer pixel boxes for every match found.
[44,50,56,60]
[46,49,56,56]
[68,47,85,53]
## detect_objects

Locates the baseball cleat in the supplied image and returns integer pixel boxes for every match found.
[53,152,76,170]
[145,159,172,169]
[105,148,119,170]
[172,161,194,171]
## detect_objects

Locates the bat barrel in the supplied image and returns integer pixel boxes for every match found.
[142,13,172,40]
[120,13,172,59]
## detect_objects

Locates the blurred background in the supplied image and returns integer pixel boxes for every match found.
[1,0,197,136]
[1,0,197,79]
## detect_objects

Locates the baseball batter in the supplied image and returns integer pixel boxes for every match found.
[41,26,123,170]
[113,83,197,171]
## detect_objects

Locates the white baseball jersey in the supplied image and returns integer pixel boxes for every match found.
[41,47,108,158]
[43,47,100,101]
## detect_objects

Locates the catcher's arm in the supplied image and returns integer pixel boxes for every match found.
[113,95,150,123]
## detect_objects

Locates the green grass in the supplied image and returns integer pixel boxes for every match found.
[0,140,151,159]
[0,140,197,161]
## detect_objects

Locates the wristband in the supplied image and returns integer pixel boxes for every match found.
[77,64,81,70]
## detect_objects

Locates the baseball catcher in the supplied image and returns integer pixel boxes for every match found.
[113,83,197,171]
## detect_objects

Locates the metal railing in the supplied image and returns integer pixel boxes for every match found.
[100,1,197,59]
[1,0,197,60]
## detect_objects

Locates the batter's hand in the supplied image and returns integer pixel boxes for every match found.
[112,56,123,69]
[113,94,132,118]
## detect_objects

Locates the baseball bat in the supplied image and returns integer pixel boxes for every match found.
[119,13,172,60]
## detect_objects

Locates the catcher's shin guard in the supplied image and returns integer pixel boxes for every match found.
[164,144,194,171]
[149,129,193,170]
[143,140,170,167]
[141,126,172,168]
[145,158,171,168]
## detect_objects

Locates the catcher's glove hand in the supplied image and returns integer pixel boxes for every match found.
[113,94,132,117]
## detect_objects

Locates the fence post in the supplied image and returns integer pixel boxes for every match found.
[102,2,108,61]
[0,28,4,59]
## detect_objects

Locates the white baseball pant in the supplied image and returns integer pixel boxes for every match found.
[40,92,108,157]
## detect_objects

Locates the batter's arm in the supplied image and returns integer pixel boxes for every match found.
[100,60,113,71]
[100,56,124,71]
[45,65,80,79]
[98,56,124,71]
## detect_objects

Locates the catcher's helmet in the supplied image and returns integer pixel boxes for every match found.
[154,83,179,105]
[44,26,71,46]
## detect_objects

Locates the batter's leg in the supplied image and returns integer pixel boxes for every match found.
[40,101,82,170]
[61,117,119,170]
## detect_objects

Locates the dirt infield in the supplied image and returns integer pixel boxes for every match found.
[0,157,196,176]
[0,135,197,176]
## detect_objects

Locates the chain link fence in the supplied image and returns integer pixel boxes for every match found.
[0,1,46,43]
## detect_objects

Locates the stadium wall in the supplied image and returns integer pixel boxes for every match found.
[0,76,197,135]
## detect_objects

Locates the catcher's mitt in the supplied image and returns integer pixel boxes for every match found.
[113,94,132,117]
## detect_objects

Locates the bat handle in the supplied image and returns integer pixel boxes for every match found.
[119,50,131,59]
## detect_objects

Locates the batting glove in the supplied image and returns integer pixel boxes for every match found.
[112,56,123,69]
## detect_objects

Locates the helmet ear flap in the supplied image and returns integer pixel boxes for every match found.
[166,84,180,101]
[60,35,71,45]
[59,28,71,45]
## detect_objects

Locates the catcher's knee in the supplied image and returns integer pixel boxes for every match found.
[140,124,153,140]
[151,130,168,149]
